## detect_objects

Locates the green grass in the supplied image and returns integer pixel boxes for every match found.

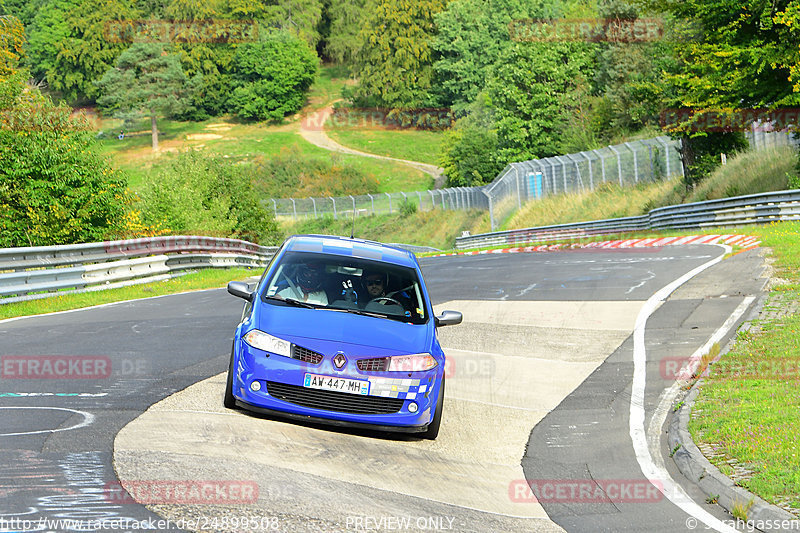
[305,64,351,109]
[98,122,430,193]
[0,268,258,320]
[505,178,681,230]
[325,127,445,166]
[281,208,491,251]
[688,221,800,514]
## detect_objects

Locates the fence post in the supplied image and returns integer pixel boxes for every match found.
[271,198,277,216]
[386,192,392,213]
[428,190,435,209]
[330,196,337,219]
[291,198,297,220]
[368,193,374,214]
[349,195,355,218]
[656,137,671,178]
[624,142,639,182]
[515,166,522,210]
[608,145,623,185]
[309,197,317,219]
[581,152,593,190]
[545,159,558,194]
[416,191,422,209]
[484,190,495,231]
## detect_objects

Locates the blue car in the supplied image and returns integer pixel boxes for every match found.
[224,234,462,439]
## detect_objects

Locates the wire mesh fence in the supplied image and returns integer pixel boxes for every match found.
[482,136,683,230]
[267,131,796,231]
[267,188,489,221]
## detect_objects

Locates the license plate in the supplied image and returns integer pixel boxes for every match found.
[303,373,370,395]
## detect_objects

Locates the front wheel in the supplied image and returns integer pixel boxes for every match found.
[223,347,237,409]
[421,377,444,440]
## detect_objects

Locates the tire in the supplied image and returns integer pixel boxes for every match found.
[421,377,444,440]
[223,347,237,409]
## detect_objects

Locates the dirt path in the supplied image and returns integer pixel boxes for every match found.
[299,105,446,189]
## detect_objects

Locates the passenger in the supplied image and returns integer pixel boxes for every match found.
[278,262,328,305]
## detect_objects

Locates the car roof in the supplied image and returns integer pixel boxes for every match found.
[283,235,419,268]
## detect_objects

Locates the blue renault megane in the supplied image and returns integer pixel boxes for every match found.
[224,235,462,439]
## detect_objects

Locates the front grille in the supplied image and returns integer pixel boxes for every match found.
[357,357,390,372]
[292,345,323,365]
[267,381,403,415]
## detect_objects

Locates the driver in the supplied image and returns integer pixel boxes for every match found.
[361,270,388,304]
[278,262,328,305]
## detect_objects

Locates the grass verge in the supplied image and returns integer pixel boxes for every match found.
[325,127,444,167]
[280,208,491,251]
[0,268,258,321]
[688,221,800,515]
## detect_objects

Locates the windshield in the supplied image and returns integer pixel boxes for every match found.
[261,251,429,324]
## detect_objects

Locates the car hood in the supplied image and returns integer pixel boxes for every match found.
[255,306,431,355]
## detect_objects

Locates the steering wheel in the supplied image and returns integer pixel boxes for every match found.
[372,296,403,307]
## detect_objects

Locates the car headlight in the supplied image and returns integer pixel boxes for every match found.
[243,330,291,357]
[387,353,437,372]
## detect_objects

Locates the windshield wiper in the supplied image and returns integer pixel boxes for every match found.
[329,307,387,319]
[263,295,317,309]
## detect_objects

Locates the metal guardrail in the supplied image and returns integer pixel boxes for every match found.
[0,236,279,303]
[455,189,800,249]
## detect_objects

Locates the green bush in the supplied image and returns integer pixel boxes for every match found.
[399,198,417,217]
[0,95,129,247]
[250,147,380,198]
[137,151,282,244]
[229,32,318,122]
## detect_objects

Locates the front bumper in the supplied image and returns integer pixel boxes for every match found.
[232,341,442,430]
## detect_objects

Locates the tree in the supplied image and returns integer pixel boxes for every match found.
[324,0,367,65]
[229,32,318,122]
[353,0,447,108]
[431,0,549,112]
[25,0,82,86]
[137,151,282,244]
[1,92,129,246]
[48,0,139,102]
[0,14,24,79]
[487,41,596,164]
[439,93,504,186]
[96,43,198,151]
[638,0,800,183]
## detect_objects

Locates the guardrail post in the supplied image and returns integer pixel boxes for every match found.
[330,196,337,219]
[291,198,297,220]
[386,192,392,213]
[309,197,317,219]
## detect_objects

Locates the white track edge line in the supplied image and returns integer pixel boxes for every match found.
[630,243,740,533]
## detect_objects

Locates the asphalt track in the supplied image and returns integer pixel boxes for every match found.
[0,245,766,532]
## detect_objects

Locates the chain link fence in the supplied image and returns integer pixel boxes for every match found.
[268,188,489,221]
[482,136,683,230]
[267,130,797,231]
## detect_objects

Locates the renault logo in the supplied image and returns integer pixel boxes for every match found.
[333,352,347,370]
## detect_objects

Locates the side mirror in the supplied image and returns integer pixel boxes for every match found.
[435,310,462,327]
[227,281,254,301]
